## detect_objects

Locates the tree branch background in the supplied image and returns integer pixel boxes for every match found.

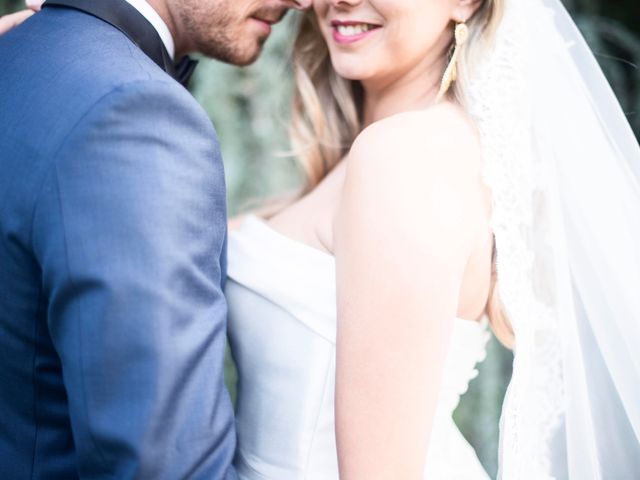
[2,1,637,477]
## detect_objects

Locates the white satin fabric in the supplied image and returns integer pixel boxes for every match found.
[226,215,491,479]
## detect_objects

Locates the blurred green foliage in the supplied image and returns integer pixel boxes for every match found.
[2,1,638,478]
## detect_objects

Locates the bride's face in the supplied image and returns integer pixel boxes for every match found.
[313,0,458,86]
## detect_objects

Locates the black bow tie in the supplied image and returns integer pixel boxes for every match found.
[172,56,199,88]
[44,0,198,88]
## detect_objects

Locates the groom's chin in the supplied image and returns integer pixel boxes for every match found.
[234,54,262,67]
[216,50,263,67]
[200,40,265,67]
[236,44,266,66]
[230,46,266,67]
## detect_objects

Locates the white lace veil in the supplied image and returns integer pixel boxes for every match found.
[466,0,640,478]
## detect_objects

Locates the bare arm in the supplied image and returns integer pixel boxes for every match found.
[0,0,42,35]
[334,105,488,479]
[0,10,32,35]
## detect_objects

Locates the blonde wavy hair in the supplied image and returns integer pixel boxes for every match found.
[289,0,514,348]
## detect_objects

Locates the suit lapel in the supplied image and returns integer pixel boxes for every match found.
[43,0,174,76]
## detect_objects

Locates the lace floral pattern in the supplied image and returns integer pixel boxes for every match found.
[466,0,565,478]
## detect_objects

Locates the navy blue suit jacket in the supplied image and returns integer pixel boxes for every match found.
[0,6,236,479]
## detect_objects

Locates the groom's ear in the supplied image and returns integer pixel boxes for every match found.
[451,0,484,23]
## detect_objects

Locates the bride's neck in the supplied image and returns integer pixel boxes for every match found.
[361,48,448,126]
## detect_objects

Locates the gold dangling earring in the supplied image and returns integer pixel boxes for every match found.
[436,21,469,102]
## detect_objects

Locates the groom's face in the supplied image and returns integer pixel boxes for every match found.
[171,0,312,65]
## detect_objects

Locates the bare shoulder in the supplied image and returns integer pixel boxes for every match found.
[335,102,490,282]
[342,103,484,213]
[347,102,481,182]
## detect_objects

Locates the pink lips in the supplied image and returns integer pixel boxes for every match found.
[331,20,381,45]
[251,17,272,35]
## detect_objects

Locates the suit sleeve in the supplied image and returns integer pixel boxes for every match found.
[31,80,237,479]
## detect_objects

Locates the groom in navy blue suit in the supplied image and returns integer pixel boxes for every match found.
[0,0,309,478]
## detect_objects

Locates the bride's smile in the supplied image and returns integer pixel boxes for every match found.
[330,19,382,44]
[311,0,465,125]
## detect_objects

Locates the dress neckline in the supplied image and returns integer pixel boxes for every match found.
[242,214,335,262]
[231,215,487,332]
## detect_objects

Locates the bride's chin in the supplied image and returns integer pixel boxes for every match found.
[328,56,380,83]
[330,63,372,83]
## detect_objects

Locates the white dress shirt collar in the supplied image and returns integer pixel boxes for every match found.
[123,0,175,60]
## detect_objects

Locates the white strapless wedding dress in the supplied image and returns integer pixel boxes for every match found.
[226,215,491,480]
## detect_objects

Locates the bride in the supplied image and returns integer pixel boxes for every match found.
[228,0,498,478]
[226,0,640,478]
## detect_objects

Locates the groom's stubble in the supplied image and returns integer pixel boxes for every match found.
[159,0,294,65]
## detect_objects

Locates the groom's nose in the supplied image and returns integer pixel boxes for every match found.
[284,0,312,10]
